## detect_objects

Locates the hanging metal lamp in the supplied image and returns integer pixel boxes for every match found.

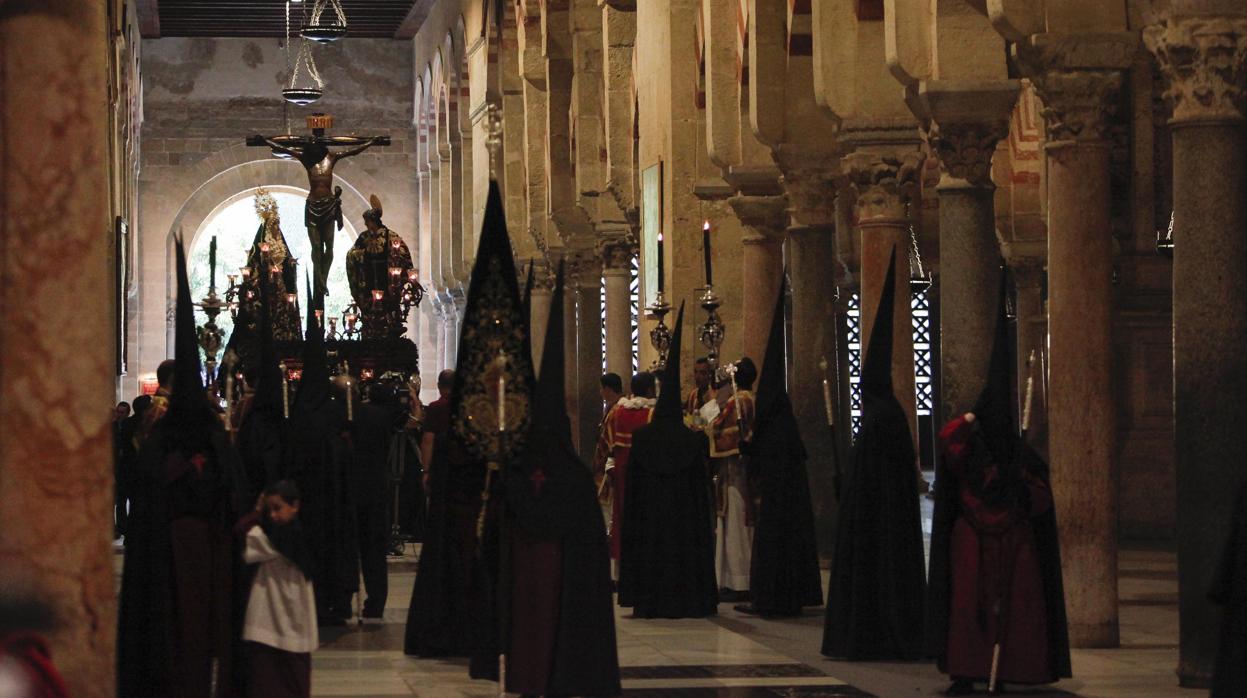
[282,38,324,105]
[301,0,348,43]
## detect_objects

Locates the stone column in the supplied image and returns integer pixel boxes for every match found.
[0,3,116,695]
[574,258,605,465]
[602,242,635,378]
[1147,15,1247,685]
[926,116,1014,420]
[1031,67,1122,649]
[843,143,923,443]
[729,195,788,363]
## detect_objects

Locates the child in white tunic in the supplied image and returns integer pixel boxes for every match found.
[240,480,318,697]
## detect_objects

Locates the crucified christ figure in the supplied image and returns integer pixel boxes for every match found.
[247,116,389,303]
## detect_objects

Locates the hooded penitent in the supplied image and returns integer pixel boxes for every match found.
[927,264,1071,685]
[476,262,622,695]
[286,279,357,623]
[743,276,823,616]
[118,235,244,698]
[822,247,926,661]
[618,304,719,618]
[237,265,287,501]
[406,180,533,659]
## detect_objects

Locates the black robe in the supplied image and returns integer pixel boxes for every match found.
[286,398,358,620]
[1211,482,1247,697]
[745,397,823,616]
[618,416,718,618]
[404,432,486,656]
[117,429,245,698]
[822,392,926,660]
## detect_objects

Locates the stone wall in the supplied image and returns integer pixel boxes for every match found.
[130,37,418,399]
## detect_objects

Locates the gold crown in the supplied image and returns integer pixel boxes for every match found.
[253,187,278,219]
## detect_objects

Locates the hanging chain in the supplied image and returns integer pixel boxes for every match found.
[288,39,324,90]
[310,0,348,28]
[904,200,926,279]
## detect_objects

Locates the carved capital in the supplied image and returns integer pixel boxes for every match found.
[1029,69,1123,143]
[599,239,636,272]
[927,121,1008,189]
[1145,16,1247,124]
[843,148,924,222]
[727,194,790,239]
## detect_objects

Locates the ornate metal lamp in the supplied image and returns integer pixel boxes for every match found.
[300,0,348,43]
[647,291,672,371]
[197,238,227,387]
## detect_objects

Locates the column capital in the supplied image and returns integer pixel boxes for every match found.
[566,250,604,289]
[927,120,1009,189]
[1145,15,1247,125]
[727,193,789,242]
[1030,69,1124,144]
[598,237,636,273]
[842,144,924,222]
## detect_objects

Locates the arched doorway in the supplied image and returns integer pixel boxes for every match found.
[188,186,358,351]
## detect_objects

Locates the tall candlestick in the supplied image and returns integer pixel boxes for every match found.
[656,231,665,294]
[702,221,712,286]
[209,236,218,291]
[224,371,234,432]
[819,357,834,426]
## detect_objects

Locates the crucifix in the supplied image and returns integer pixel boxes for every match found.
[247,113,390,303]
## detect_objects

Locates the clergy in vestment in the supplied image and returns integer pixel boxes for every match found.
[118,237,246,698]
[600,372,656,562]
[822,249,926,661]
[618,305,719,618]
[736,278,822,617]
[709,359,756,598]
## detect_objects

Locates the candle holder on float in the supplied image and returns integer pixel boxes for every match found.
[647,292,673,371]
[341,303,362,341]
[197,289,227,388]
[698,285,727,383]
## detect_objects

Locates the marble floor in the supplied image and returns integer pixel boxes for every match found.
[307,545,1191,698]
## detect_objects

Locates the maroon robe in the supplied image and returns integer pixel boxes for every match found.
[937,415,1058,683]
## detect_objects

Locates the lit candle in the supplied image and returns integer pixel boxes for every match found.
[656,231,665,294]
[314,309,323,326]
[345,313,357,329]
[271,263,282,279]
[497,364,506,432]
[279,361,289,419]
[389,266,402,279]
[286,292,297,305]
[391,237,402,249]
[372,289,385,307]
[209,236,218,290]
[224,370,234,431]
[259,242,271,255]
[702,220,713,287]
[346,378,354,421]
[240,267,252,280]
[407,269,418,283]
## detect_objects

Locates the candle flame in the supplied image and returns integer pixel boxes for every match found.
[703,221,710,231]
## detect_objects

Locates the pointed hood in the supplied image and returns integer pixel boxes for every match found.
[973,263,1016,463]
[162,234,218,448]
[295,272,330,410]
[653,303,686,420]
[250,256,284,416]
[520,259,536,368]
[532,261,572,444]
[449,180,535,460]
[861,248,898,399]
[755,275,789,420]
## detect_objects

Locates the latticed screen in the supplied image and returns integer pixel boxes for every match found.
[845,288,935,438]
[630,256,640,374]
[599,257,641,375]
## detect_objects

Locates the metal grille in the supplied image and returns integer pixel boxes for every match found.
[630,256,640,374]
[845,287,934,437]
[912,287,933,416]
